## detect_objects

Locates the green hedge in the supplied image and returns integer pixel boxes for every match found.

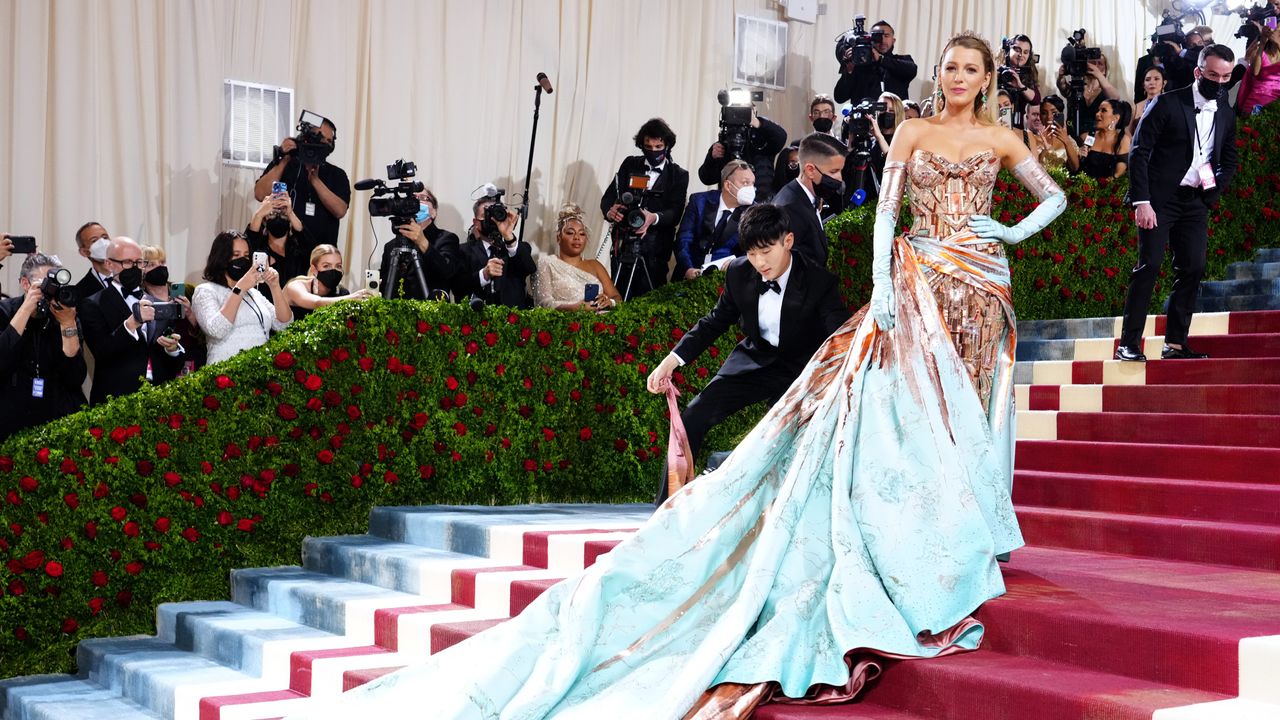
[828,102,1280,320]
[2,104,1278,678]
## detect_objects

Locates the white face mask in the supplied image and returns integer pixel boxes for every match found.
[735,184,757,205]
[89,237,111,262]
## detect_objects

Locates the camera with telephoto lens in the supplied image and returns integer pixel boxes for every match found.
[1149,13,1187,61]
[1235,3,1278,42]
[716,88,761,161]
[362,158,425,230]
[34,267,76,320]
[835,15,882,69]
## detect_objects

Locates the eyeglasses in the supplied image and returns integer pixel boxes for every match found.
[108,257,150,269]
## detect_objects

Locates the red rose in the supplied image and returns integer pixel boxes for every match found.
[19,476,37,492]
[215,374,235,389]
[544,391,557,405]
[110,426,128,444]
[237,518,255,532]
[542,427,557,441]
[306,397,324,412]
[110,506,127,522]
[453,422,468,436]
[124,561,143,575]
[317,449,335,464]
[316,358,332,372]
[123,521,140,537]
[383,471,399,484]
[181,527,200,542]
[90,570,109,587]
[136,460,153,476]
[536,330,552,347]
[274,351,296,368]
[303,374,323,391]
[522,459,537,472]
[386,328,401,345]
[419,465,435,479]
[155,442,171,458]
[613,438,629,452]
[203,395,221,410]
[153,517,171,533]
[35,447,50,465]
[45,561,63,577]
[484,332,498,347]
[276,403,298,420]
[416,320,430,333]
[579,427,593,441]
[61,618,79,634]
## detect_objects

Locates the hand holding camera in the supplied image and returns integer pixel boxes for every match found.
[605,203,626,223]
[396,220,429,251]
[483,257,505,281]
[131,299,157,325]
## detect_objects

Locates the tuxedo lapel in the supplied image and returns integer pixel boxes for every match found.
[736,265,762,342]
[1178,88,1197,153]
[777,254,807,351]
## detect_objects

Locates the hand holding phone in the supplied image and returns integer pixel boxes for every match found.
[7,235,37,254]
[272,181,288,196]
[169,282,186,298]
[252,251,268,273]
[584,283,600,302]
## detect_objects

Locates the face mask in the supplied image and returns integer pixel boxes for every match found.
[735,184,757,205]
[415,203,432,224]
[814,171,845,200]
[89,237,111,262]
[116,266,142,292]
[642,148,665,167]
[878,112,896,131]
[264,215,291,238]
[143,266,169,286]
[227,257,252,281]
[1197,76,1223,101]
[812,117,834,133]
[316,269,343,291]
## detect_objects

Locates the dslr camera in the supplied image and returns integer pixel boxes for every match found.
[613,176,661,238]
[35,268,77,320]
[1234,3,1278,42]
[362,158,425,229]
[846,99,888,150]
[835,15,882,69]
[716,87,762,161]
[1149,13,1187,61]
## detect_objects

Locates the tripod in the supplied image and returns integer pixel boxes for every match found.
[611,231,654,301]
[382,241,431,300]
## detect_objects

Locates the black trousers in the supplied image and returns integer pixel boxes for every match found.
[654,365,796,504]
[1120,188,1210,348]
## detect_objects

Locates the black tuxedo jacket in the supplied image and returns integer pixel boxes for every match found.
[600,156,690,260]
[74,269,109,303]
[1129,85,1238,211]
[673,252,849,377]
[772,179,828,267]
[455,236,536,308]
[380,224,464,300]
[80,285,185,404]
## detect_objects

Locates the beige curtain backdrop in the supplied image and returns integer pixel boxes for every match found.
[0,0,1253,293]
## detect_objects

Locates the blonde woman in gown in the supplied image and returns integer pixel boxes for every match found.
[288,33,1066,720]
[533,204,623,311]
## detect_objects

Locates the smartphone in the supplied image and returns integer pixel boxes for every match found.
[169,282,186,298]
[271,181,288,195]
[1266,16,1278,30]
[133,302,182,322]
[365,269,382,292]
[252,251,268,273]
[8,235,36,254]
[584,283,600,302]
[998,107,1013,128]
[1052,112,1065,129]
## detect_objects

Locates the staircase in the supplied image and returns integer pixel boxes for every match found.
[1196,249,1280,313]
[4,311,1280,718]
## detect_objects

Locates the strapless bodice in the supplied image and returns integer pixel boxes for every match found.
[906,148,1001,242]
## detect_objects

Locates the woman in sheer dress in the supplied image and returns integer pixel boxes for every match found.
[288,33,1065,720]
[533,203,622,311]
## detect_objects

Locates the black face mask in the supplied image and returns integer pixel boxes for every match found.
[812,117,834,133]
[264,215,291,238]
[227,257,252,281]
[1196,77,1224,102]
[117,266,142,292]
[143,266,169,286]
[878,112,897,131]
[814,172,845,200]
[642,148,666,167]
[316,269,343,291]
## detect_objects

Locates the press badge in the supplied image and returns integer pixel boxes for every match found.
[1197,163,1216,190]
[32,378,45,398]
[305,202,317,217]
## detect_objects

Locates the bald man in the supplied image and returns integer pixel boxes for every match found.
[79,237,184,404]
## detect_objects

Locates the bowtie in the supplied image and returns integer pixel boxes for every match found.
[1197,100,1217,113]
[759,279,781,295]
[648,166,663,175]
[126,288,143,299]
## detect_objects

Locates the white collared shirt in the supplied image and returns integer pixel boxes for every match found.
[709,194,735,265]
[112,281,145,341]
[757,259,793,348]
[478,237,520,288]
[1180,85,1218,188]
[646,162,666,189]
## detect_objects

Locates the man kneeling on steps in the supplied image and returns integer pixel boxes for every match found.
[646,203,849,505]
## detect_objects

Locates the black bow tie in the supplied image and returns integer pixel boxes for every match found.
[125,288,143,300]
[759,279,781,295]
[648,165,663,174]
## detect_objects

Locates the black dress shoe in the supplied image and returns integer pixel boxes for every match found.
[1162,344,1209,359]
[1114,344,1147,362]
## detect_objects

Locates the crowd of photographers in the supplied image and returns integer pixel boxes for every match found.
[3,4,1280,440]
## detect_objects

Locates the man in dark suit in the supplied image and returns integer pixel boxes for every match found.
[72,221,113,302]
[1118,45,1239,362]
[833,20,918,104]
[601,118,689,299]
[646,203,850,503]
[79,237,185,404]
[454,197,535,308]
[695,110,787,202]
[772,133,847,268]
[674,160,756,280]
[381,188,463,300]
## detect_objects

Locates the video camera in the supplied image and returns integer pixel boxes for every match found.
[359,158,424,229]
[716,88,762,161]
[1234,2,1278,42]
[274,109,334,167]
[1149,13,1188,61]
[35,267,76,320]
[845,99,888,150]
[998,37,1037,93]
[835,15,883,69]
[1060,29,1103,74]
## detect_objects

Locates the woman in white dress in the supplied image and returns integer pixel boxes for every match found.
[191,231,292,364]
[533,204,623,311]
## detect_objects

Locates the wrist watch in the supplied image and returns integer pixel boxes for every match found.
[61,326,80,338]
[232,286,243,295]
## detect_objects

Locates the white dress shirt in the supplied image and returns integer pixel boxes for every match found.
[478,237,521,288]
[111,281,145,341]
[756,260,793,348]
[1179,84,1218,188]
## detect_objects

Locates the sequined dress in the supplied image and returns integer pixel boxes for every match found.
[287,149,1029,720]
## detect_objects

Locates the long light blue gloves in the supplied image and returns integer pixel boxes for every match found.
[968,156,1068,244]
[870,161,908,331]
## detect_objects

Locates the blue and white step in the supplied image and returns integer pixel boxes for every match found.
[0,676,160,720]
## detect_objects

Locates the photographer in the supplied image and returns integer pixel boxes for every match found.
[79,237,185,404]
[697,106,785,201]
[0,253,86,441]
[602,118,689,297]
[72,221,112,302]
[1056,46,1121,138]
[1238,14,1280,115]
[833,20,919,105]
[378,188,463,300]
[252,116,350,251]
[1134,30,1195,114]
[141,245,203,373]
[456,195,535,307]
[999,34,1042,130]
[246,191,311,301]
[675,160,756,281]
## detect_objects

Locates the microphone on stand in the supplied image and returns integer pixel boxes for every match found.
[536,72,554,94]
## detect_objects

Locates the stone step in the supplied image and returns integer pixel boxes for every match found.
[0,677,160,720]
[1197,294,1280,313]
[1197,277,1280,298]
[1227,261,1280,281]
